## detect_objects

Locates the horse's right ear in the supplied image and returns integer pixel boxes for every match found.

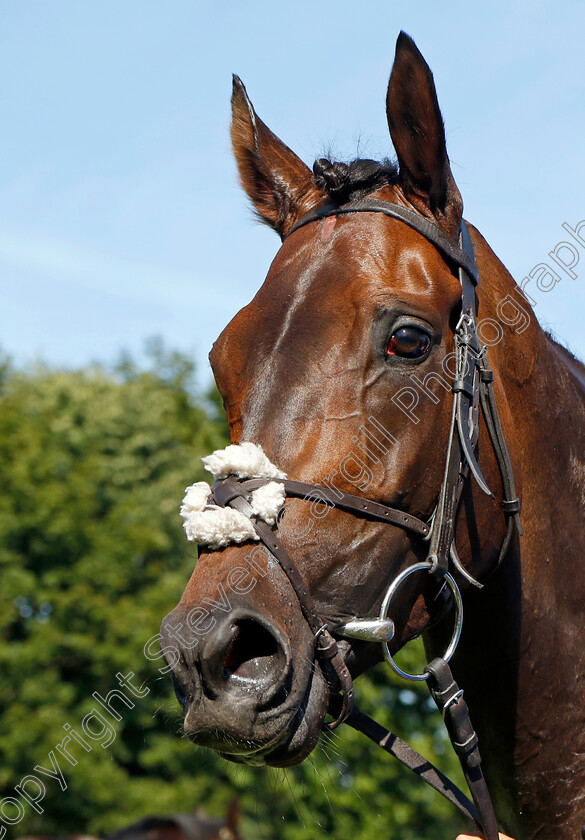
[231,76,323,238]
[386,33,462,236]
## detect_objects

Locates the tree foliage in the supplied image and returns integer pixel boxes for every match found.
[0,347,467,839]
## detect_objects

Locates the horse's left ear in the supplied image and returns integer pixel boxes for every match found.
[386,32,462,236]
[231,75,323,238]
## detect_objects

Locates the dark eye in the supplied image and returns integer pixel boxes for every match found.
[386,326,431,359]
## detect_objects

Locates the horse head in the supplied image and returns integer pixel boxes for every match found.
[161,33,525,772]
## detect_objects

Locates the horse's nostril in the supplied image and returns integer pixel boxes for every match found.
[222,619,284,683]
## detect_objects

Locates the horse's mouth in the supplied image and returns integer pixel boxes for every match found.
[184,655,330,767]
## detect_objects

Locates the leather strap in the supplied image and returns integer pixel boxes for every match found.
[328,695,483,831]
[454,224,493,496]
[212,477,354,729]
[425,658,499,840]
[333,696,482,830]
[426,223,486,574]
[287,198,479,284]
[478,360,523,552]
[239,478,430,538]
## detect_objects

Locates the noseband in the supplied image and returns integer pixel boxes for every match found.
[210,199,522,840]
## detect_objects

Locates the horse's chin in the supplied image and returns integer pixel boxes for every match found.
[218,660,330,768]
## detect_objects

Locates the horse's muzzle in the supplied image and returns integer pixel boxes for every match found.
[159,602,329,765]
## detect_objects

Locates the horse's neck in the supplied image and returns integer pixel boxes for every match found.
[452,236,585,837]
[504,339,585,836]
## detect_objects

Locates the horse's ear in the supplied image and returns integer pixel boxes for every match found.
[386,32,462,236]
[231,76,323,238]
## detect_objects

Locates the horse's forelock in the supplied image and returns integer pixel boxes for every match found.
[312,157,398,204]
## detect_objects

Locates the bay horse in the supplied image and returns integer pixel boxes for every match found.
[161,32,585,840]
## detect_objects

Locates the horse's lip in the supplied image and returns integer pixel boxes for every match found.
[217,726,290,765]
[214,685,311,764]
[216,658,329,766]
[214,705,304,765]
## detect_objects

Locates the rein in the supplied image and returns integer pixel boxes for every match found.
[210,199,522,840]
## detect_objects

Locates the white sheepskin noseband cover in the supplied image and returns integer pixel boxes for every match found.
[180,442,286,548]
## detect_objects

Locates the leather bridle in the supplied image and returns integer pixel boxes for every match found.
[209,198,522,840]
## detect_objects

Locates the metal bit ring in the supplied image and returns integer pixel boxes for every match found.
[379,561,463,682]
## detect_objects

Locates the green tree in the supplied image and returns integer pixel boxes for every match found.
[0,346,233,835]
[0,347,467,839]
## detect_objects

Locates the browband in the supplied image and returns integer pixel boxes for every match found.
[287,198,479,285]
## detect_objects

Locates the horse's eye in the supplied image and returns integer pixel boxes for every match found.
[386,327,431,359]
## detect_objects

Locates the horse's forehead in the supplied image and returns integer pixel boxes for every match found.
[210,213,460,421]
[236,214,455,325]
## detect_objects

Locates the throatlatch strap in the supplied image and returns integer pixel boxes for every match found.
[478,363,523,534]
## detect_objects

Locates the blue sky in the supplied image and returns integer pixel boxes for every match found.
[1,1,584,388]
